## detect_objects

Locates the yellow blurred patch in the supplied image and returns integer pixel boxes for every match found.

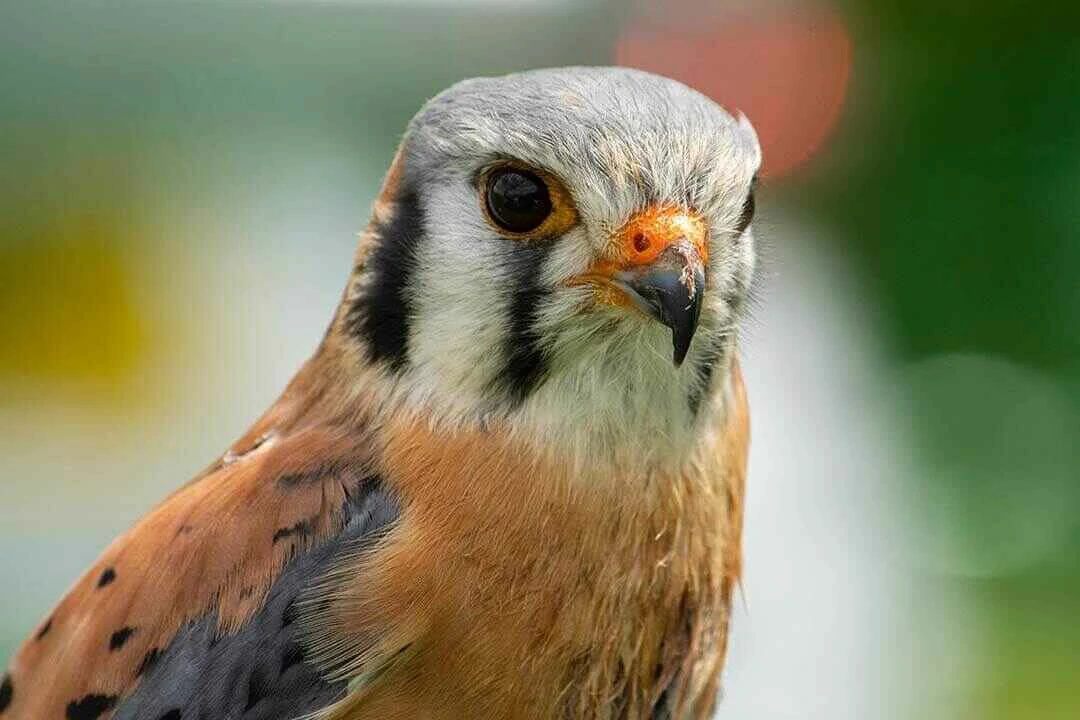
[0,215,147,392]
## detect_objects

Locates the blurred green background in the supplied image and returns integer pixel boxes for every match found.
[1,1,1077,717]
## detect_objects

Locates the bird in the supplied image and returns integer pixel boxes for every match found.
[0,66,760,720]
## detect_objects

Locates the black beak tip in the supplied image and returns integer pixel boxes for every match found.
[615,241,706,367]
[625,263,705,368]
[670,292,702,367]
[672,332,692,367]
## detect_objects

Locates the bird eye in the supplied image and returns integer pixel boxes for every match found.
[735,176,758,234]
[735,191,755,234]
[484,168,553,234]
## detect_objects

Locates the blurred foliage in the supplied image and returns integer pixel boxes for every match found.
[827,2,1080,716]
[832,1,1080,368]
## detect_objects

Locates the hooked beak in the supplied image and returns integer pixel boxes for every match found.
[611,239,705,367]
[569,207,708,367]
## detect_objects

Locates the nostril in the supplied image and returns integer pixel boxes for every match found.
[633,232,650,253]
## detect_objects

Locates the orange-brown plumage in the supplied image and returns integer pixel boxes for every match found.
[4,359,375,717]
[310,362,749,720]
[4,349,748,719]
[2,67,760,720]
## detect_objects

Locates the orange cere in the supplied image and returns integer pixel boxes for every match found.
[616,206,709,267]
[576,206,709,279]
[567,206,709,308]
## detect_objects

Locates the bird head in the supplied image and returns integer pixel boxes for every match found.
[334,67,761,463]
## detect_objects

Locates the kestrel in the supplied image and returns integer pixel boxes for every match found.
[1,67,760,720]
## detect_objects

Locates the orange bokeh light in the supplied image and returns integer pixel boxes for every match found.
[616,2,852,179]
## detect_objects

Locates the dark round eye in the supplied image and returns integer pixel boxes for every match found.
[485,168,552,234]
[735,190,756,234]
[735,174,759,234]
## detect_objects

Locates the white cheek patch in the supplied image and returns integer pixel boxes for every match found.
[407,182,510,406]
[540,226,593,285]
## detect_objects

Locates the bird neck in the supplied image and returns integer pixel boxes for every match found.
[234,315,740,487]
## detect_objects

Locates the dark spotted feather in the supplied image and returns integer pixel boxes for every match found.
[113,485,397,719]
[0,415,396,720]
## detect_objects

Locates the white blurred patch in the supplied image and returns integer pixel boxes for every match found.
[722,213,980,720]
